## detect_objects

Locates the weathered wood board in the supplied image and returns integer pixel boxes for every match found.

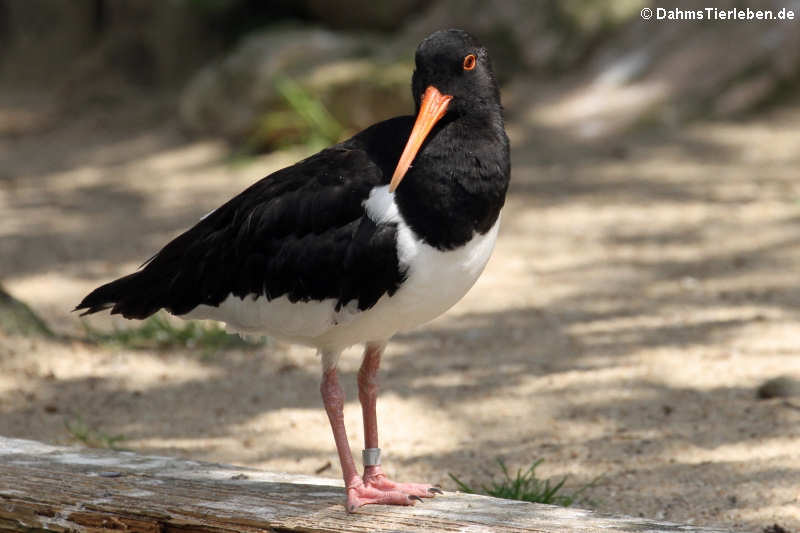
[0,437,732,532]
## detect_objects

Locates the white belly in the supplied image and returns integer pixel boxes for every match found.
[184,186,500,352]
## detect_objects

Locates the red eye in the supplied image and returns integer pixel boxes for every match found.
[463,54,476,71]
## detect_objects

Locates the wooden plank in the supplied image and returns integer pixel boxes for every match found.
[0,437,731,533]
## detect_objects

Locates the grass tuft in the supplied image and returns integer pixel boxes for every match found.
[65,416,127,450]
[245,76,344,153]
[449,458,598,506]
[82,312,264,354]
[274,75,343,147]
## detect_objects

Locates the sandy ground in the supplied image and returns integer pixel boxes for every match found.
[1,82,799,532]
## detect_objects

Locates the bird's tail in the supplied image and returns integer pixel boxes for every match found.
[74,270,165,320]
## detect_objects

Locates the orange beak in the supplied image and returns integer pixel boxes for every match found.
[389,86,453,192]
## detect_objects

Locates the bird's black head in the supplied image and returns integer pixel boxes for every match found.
[411,29,500,117]
[389,29,502,191]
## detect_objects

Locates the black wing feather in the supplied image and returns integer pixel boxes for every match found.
[76,118,413,320]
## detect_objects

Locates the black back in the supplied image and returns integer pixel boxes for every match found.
[76,118,411,319]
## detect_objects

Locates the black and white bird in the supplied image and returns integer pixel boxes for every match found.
[76,29,510,512]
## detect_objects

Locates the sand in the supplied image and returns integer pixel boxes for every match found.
[1,83,798,532]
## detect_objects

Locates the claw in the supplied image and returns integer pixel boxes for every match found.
[409,495,424,503]
[428,487,444,495]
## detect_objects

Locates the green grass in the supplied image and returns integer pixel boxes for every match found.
[449,458,597,506]
[65,417,127,450]
[246,75,343,153]
[82,312,264,354]
[274,75,343,146]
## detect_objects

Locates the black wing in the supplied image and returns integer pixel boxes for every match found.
[76,117,413,319]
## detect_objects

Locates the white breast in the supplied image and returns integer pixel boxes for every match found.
[184,186,500,352]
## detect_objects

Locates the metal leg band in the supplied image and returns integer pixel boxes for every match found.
[362,448,381,466]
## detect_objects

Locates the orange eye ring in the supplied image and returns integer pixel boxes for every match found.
[463,54,476,71]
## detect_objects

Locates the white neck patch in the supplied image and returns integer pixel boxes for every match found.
[363,185,400,224]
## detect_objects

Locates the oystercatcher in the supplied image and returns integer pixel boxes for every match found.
[76,29,510,512]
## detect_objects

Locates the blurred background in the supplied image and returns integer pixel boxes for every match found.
[1,1,799,531]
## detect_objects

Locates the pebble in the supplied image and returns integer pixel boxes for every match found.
[756,376,800,399]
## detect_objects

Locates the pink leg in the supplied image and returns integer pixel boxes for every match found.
[357,343,442,500]
[320,367,359,488]
[321,362,417,512]
[358,342,383,452]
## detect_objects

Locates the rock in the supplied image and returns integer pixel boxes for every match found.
[0,285,53,338]
[525,0,800,139]
[0,0,97,82]
[404,0,637,77]
[302,0,427,31]
[179,27,412,149]
[0,0,219,88]
[757,376,800,399]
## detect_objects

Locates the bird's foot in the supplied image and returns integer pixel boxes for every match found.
[364,466,440,498]
[344,467,441,513]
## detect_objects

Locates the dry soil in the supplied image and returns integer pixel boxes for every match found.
[1,82,799,532]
